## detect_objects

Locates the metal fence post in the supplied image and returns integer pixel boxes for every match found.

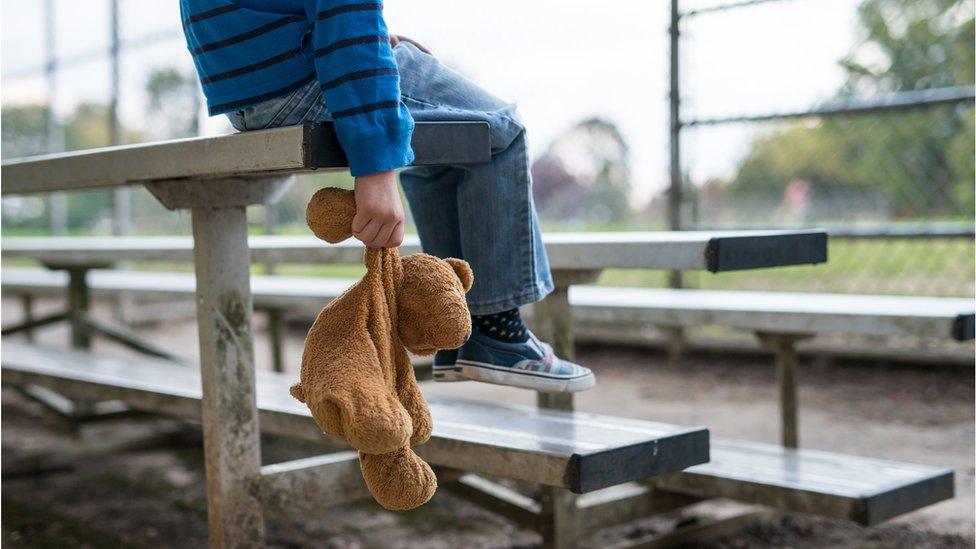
[668,0,684,291]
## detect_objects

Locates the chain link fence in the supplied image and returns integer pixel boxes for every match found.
[2,0,973,301]
[672,0,975,298]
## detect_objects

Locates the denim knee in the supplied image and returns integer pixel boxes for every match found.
[487,105,527,155]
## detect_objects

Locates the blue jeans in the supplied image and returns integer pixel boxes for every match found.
[227,42,553,314]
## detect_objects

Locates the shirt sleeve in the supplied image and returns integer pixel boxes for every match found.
[309,0,414,176]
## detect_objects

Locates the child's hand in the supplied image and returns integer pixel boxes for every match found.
[352,170,405,249]
[389,34,431,55]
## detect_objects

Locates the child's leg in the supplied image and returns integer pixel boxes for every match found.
[395,43,593,392]
[395,43,554,315]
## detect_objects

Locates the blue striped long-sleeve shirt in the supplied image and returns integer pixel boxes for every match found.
[180,0,414,176]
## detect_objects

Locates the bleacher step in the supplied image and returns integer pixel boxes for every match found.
[1,340,709,493]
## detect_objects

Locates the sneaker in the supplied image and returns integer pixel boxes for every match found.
[432,330,595,393]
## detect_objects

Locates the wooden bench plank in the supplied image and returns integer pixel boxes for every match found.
[0,340,709,494]
[570,287,976,341]
[0,122,492,196]
[655,438,954,525]
[2,229,828,272]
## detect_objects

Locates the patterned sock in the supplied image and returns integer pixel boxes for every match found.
[472,308,530,343]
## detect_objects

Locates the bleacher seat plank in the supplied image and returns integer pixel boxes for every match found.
[1,267,352,313]
[0,122,491,196]
[656,439,954,525]
[6,268,971,341]
[570,287,976,341]
[1,340,709,494]
[3,229,827,272]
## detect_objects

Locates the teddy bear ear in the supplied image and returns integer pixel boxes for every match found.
[445,258,473,292]
[306,187,356,243]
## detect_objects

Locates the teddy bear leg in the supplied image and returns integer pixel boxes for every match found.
[359,447,437,511]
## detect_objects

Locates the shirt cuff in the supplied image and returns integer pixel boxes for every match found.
[340,123,416,177]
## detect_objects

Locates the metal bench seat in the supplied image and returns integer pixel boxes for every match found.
[6,269,971,342]
[0,122,492,195]
[4,337,951,528]
[564,285,973,449]
[656,438,954,526]
[1,340,710,495]
[2,229,828,272]
[569,286,976,341]
[1,267,353,313]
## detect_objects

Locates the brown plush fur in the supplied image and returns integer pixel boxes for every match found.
[291,187,472,510]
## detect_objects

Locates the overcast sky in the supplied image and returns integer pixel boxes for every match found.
[1,0,862,204]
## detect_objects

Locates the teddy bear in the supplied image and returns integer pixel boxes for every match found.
[290,187,473,510]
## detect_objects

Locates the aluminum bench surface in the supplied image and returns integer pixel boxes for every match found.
[2,228,827,272]
[6,268,971,341]
[0,122,491,195]
[1,267,353,312]
[569,287,976,341]
[658,438,954,525]
[1,340,709,494]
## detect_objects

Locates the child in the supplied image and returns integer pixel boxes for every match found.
[181,0,595,392]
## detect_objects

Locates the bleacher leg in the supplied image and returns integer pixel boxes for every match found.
[20,294,34,342]
[756,332,813,449]
[146,177,293,548]
[267,308,285,373]
[62,266,93,350]
[534,269,601,549]
[190,205,266,547]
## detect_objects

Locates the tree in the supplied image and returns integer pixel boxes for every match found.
[531,117,632,224]
[1,105,48,157]
[726,0,974,221]
[1,102,143,232]
[145,67,200,140]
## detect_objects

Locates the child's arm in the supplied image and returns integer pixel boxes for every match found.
[309,0,412,248]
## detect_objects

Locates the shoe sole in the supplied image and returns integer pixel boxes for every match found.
[438,360,595,393]
[432,364,465,382]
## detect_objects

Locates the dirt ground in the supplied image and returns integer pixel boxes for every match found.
[2,298,974,547]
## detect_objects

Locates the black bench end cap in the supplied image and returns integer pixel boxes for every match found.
[303,121,492,169]
[566,427,710,494]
